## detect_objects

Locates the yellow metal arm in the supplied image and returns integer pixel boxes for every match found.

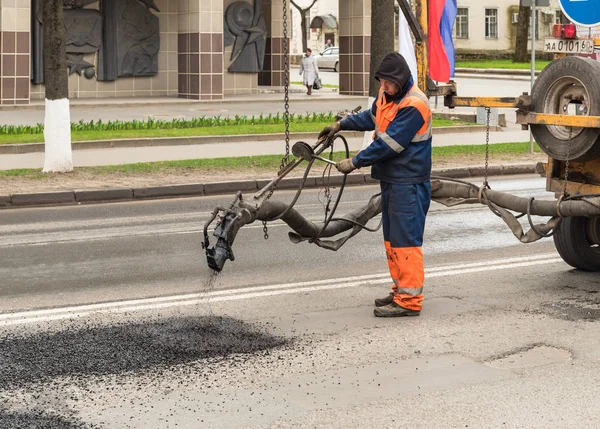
[517,112,600,129]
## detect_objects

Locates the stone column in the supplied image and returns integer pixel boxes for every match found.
[0,0,31,105]
[258,0,287,87]
[339,0,371,96]
[178,0,223,100]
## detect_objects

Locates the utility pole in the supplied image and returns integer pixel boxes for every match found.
[42,0,73,173]
[529,0,537,155]
[369,0,395,97]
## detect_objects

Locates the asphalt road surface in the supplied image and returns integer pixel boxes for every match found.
[1,176,599,428]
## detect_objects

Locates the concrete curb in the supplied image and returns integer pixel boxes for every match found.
[0,163,538,209]
[0,126,499,155]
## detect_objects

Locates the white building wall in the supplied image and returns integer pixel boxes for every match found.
[290,0,338,55]
[454,0,562,53]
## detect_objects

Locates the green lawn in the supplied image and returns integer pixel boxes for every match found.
[0,118,473,145]
[0,142,538,179]
[456,59,552,71]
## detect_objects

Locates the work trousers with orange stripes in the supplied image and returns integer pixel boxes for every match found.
[381,181,431,311]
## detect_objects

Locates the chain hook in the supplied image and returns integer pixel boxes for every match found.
[563,126,573,197]
[280,0,291,172]
[483,107,491,189]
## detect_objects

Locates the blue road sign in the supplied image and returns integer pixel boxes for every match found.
[560,0,600,27]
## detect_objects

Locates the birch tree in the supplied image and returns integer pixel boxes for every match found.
[43,0,73,173]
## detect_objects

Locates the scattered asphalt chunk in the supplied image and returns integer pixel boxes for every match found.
[0,316,288,389]
[543,297,600,321]
[0,410,99,429]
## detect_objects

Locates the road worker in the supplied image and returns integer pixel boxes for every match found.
[319,52,432,317]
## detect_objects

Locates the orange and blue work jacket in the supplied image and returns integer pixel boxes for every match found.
[340,77,432,184]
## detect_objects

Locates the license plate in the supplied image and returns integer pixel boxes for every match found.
[543,38,595,54]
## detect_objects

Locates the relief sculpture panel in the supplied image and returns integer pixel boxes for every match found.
[224,0,267,73]
[31,0,161,84]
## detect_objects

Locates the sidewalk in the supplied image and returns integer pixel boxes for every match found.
[0,124,542,209]
[0,127,527,171]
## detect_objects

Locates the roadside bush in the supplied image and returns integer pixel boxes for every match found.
[0,113,338,135]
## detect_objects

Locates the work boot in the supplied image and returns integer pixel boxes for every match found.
[373,302,420,318]
[374,292,394,307]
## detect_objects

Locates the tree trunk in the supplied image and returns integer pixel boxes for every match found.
[514,4,531,63]
[42,0,72,173]
[300,12,308,52]
[369,0,395,97]
[291,0,317,54]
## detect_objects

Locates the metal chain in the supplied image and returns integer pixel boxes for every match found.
[262,220,269,240]
[483,107,491,188]
[563,127,573,197]
[280,0,291,171]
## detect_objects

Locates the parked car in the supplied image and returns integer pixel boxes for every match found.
[315,47,339,72]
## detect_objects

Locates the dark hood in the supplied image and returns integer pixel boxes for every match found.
[374,53,411,89]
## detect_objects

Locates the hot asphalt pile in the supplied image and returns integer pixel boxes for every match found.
[0,315,288,389]
[0,313,289,428]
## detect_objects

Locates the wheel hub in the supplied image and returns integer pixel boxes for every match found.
[544,77,589,141]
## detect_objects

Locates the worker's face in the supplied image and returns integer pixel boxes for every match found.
[305,50,311,57]
[380,78,400,96]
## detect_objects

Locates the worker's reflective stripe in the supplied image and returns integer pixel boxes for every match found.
[411,121,432,142]
[403,88,432,142]
[377,130,405,152]
[370,110,377,125]
[396,286,424,297]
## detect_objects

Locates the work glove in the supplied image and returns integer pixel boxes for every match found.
[336,158,356,174]
[318,122,342,141]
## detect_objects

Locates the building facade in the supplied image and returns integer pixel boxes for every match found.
[453,0,570,56]
[4,0,592,106]
[0,0,371,105]
[290,0,338,55]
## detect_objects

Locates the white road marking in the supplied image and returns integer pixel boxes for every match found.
[0,253,563,326]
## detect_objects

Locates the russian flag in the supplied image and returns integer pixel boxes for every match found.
[429,0,457,82]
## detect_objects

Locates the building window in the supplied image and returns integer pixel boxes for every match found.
[485,9,498,39]
[555,10,564,25]
[454,8,469,39]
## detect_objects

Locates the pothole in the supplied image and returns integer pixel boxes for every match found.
[543,297,600,321]
[485,345,572,370]
[0,315,288,389]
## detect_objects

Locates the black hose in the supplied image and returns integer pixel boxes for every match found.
[310,134,350,242]
[328,216,383,233]
[266,157,317,222]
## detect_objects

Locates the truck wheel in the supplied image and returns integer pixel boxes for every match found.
[553,216,600,271]
[531,57,600,161]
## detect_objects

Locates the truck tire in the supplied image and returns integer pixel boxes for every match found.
[531,57,600,162]
[553,216,600,271]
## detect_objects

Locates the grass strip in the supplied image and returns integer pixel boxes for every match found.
[0,142,541,180]
[456,59,551,71]
[0,118,472,145]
